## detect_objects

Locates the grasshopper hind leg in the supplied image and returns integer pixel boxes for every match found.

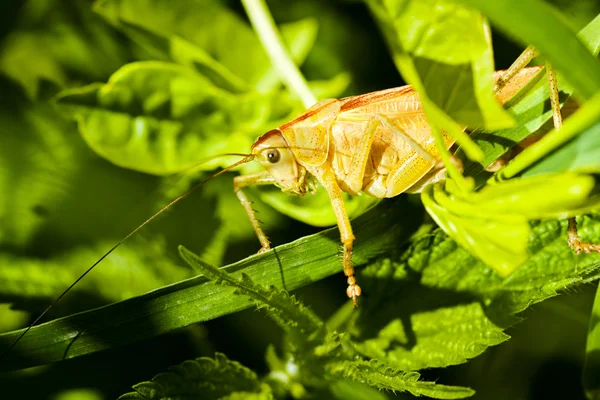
[544,63,600,255]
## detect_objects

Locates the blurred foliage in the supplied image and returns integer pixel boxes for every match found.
[0,0,599,399]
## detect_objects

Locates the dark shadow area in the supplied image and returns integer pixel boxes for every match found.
[0,326,202,399]
[530,358,586,400]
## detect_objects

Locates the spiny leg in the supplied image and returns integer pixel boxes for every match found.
[318,169,360,306]
[234,172,276,253]
[544,64,600,254]
[487,46,542,172]
[494,45,539,93]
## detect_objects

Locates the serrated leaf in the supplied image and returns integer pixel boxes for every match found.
[118,353,262,400]
[354,302,509,371]
[327,360,474,399]
[178,248,323,334]
[399,217,600,311]
[356,216,600,372]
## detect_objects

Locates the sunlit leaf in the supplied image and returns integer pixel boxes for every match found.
[54,62,265,175]
[367,0,513,131]
[523,121,600,176]
[457,0,600,100]
[422,173,600,276]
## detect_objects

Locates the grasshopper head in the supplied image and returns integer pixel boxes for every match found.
[252,129,307,194]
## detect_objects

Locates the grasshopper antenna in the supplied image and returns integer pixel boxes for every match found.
[0,154,255,361]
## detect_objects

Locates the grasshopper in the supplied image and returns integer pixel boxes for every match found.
[238,66,543,306]
[2,51,596,360]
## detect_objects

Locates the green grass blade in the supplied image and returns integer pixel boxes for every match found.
[0,197,422,371]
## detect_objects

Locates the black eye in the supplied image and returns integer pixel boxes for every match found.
[266,149,280,164]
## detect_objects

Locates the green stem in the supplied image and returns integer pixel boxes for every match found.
[242,0,317,108]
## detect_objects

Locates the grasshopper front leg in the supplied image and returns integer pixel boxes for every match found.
[234,172,276,253]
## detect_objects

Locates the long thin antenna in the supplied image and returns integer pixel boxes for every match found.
[0,154,255,361]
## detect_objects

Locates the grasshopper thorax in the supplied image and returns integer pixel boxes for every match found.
[252,129,308,194]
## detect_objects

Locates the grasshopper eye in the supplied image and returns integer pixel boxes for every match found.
[266,148,280,164]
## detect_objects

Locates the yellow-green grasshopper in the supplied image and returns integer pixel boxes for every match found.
[237,66,542,306]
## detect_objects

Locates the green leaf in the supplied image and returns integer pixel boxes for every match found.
[0,305,28,335]
[353,302,509,371]
[0,0,127,98]
[583,284,600,399]
[456,0,600,100]
[356,216,600,372]
[118,353,262,400]
[0,240,192,308]
[394,218,600,309]
[0,32,66,99]
[52,388,103,400]
[259,186,378,227]
[522,121,600,176]
[178,248,323,334]
[94,0,316,90]
[422,183,530,277]
[54,62,263,175]
[0,196,422,371]
[326,360,475,399]
[367,0,513,130]
[422,173,600,276]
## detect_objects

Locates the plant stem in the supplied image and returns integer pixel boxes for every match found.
[242,0,316,108]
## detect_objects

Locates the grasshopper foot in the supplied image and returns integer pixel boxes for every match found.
[569,240,600,255]
[567,217,600,255]
[346,276,362,307]
[257,245,271,254]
